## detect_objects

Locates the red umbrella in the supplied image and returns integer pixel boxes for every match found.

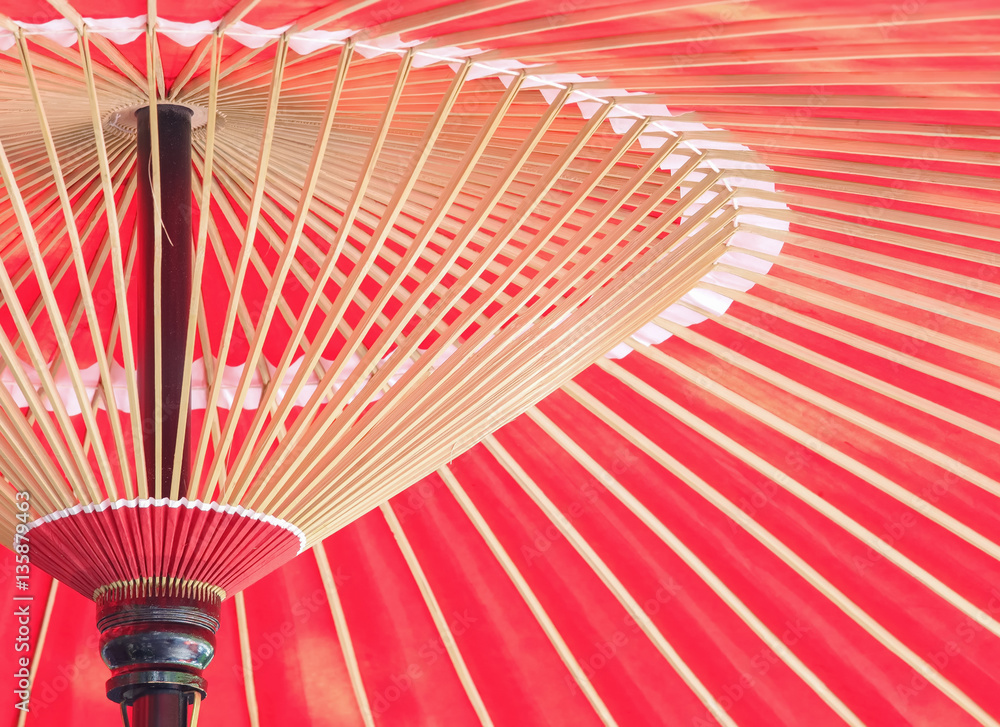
[1,0,998,724]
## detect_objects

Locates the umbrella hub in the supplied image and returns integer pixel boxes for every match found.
[97,590,221,722]
[105,101,221,135]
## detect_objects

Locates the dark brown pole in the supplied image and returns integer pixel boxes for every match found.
[135,103,193,493]
[128,104,196,727]
[131,691,189,727]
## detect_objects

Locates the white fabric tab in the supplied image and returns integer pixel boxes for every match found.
[226,20,291,49]
[85,16,146,45]
[413,45,481,68]
[157,18,219,46]
[355,33,420,58]
[16,19,77,47]
[288,28,355,55]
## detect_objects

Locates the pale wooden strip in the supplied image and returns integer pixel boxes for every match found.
[370,0,525,39]
[175,0,378,100]
[727,270,1000,367]
[674,302,1000,442]
[713,149,1000,191]
[190,35,290,496]
[736,209,997,266]
[742,188,1000,246]
[79,29,145,499]
[296,230,723,533]
[474,7,1000,60]
[247,72,532,510]
[699,282,1000,404]
[168,0,263,99]
[439,464,619,726]
[15,579,57,727]
[688,130,1000,168]
[215,43,357,505]
[529,42,998,74]
[752,235,1000,299]
[0,131,99,502]
[718,256,1000,333]
[602,351,1000,639]
[144,17,167,496]
[563,382,999,727]
[229,51,458,495]
[649,321,1000,500]
[191,693,202,727]
[15,31,127,500]
[526,407,865,726]
[44,0,146,91]
[234,592,261,727]
[482,435,739,727]
[290,199,735,532]
[673,113,1000,142]
[418,0,722,48]
[258,83,600,504]
[173,33,221,501]
[382,504,494,726]
[592,69,1000,89]
[313,544,376,727]
[274,167,726,520]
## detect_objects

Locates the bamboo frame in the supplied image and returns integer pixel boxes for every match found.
[563,380,999,727]
[0,4,994,656]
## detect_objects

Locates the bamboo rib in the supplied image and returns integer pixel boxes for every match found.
[649,320,1000,499]
[439,464,619,726]
[602,348,1000,637]
[228,53,462,493]
[472,7,1000,62]
[242,72,530,506]
[699,282,1000,403]
[145,11,165,497]
[525,407,865,726]
[190,35,290,495]
[674,299,1000,435]
[290,210,735,532]
[313,544,377,727]
[214,43,358,504]
[483,434,739,727]
[16,32,130,500]
[563,382,1000,727]
[382,503,494,725]
[250,82,589,499]
[419,0,732,50]
[0,5,994,665]
[234,592,261,727]
[257,148,710,515]
[0,138,102,502]
[720,270,1000,368]
[174,33,221,500]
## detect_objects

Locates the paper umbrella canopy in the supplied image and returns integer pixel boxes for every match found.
[0,0,998,724]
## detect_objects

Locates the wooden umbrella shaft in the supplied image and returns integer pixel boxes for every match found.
[122,105,198,727]
[135,104,193,493]
[128,691,189,727]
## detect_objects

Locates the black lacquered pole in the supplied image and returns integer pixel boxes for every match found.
[135,104,193,493]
